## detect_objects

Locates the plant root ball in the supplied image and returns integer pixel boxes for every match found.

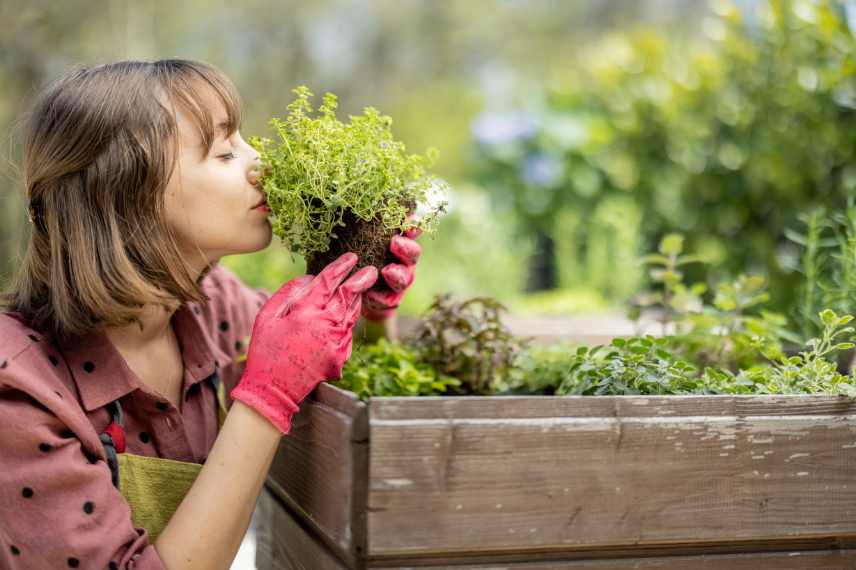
[306,210,398,292]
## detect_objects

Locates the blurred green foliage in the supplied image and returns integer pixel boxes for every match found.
[0,0,704,315]
[473,0,856,310]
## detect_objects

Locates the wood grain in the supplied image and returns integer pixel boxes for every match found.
[256,486,348,570]
[261,386,856,567]
[257,484,856,569]
[266,384,369,567]
[382,549,856,569]
[367,394,856,558]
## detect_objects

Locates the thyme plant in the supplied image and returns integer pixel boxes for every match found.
[250,86,447,262]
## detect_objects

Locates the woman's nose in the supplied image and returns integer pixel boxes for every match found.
[248,155,263,183]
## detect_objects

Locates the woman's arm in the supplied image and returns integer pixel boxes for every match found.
[157,253,376,569]
[154,401,279,569]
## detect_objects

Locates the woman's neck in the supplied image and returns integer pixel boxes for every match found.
[105,303,179,352]
[104,254,211,351]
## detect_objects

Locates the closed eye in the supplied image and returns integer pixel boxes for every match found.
[218,152,237,161]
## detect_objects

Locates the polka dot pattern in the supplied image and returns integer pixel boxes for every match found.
[0,263,270,565]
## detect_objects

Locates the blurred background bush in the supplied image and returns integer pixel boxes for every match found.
[3,0,855,321]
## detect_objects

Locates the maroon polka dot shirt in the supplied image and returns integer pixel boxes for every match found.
[0,264,269,569]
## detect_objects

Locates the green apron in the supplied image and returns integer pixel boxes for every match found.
[99,372,228,542]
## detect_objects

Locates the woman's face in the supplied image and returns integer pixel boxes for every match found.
[163,90,272,272]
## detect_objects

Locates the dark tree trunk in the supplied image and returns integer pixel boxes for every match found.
[526,229,557,292]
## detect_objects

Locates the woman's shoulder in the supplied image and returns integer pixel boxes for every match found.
[194,263,270,396]
[197,262,269,333]
[0,312,103,458]
[0,312,64,390]
[0,311,44,363]
[0,311,77,405]
[200,262,269,305]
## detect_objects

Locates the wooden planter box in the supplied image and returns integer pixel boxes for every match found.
[255,383,856,569]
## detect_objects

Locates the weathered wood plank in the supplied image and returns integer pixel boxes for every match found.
[256,486,348,570]
[368,396,856,557]
[369,394,856,420]
[384,549,856,569]
[257,484,856,569]
[266,384,369,567]
[258,481,856,569]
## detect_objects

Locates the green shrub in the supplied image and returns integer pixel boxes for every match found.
[473,0,856,310]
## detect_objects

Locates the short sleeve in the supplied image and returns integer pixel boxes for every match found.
[0,383,166,569]
[198,264,271,398]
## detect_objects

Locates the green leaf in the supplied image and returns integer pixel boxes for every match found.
[642,254,671,265]
[820,309,837,326]
[659,233,684,256]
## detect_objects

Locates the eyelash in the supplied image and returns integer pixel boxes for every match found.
[218,152,237,161]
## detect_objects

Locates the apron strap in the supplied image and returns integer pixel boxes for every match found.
[99,372,222,490]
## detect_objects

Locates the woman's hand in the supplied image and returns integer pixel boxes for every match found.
[230,253,377,434]
[362,229,422,321]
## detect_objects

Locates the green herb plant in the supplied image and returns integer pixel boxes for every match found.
[550,309,856,397]
[411,295,529,395]
[633,233,793,371]
[786,206,856,341]
[339,339,460,401]
[250,86,446,261]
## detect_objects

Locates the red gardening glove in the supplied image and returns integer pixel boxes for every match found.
[230,253,378,434]
[361,228,422,321]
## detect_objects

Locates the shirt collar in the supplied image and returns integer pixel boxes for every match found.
[58,303,231,412]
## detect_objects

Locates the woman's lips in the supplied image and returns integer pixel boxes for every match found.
[252,197,270,212]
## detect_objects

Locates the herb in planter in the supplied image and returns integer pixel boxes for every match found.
[633,233,795,371]
[249,86,447,286]
[339,339,461,401]
[550,310,856,397]
[411,295,529,395]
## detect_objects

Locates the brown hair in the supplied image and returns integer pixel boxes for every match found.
[0,59,242,340]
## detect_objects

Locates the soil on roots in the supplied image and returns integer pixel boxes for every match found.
[306,209,398,292]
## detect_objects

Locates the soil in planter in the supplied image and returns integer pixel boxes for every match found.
[306,209,400,292]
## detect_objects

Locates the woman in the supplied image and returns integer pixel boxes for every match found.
[0,60,421,569]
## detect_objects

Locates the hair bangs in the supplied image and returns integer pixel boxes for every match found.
[157,60,243,159]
